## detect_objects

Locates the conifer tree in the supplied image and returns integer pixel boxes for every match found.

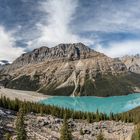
[131,123,140,140]
[16,108,27,140]
[5,133,12,140]
[80,128,84,135]
[60,115,72,140]
[96,109,100,122]
[96,132,106,140]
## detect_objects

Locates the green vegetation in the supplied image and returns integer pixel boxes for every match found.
[39,84,75,96]
[16,108,27,140]
[5,133,12,140]
[3,72,140,97]
[81,79,95,96]
[0,96,140,139]
[80,73,140,97]
[60,116,72,140]
[0,96,108,121]
[96,132,106,140]
[80,128,84,135]
[0,95,140,124]
[6,75,40,91]
[126,107,140,124]
[131,123,140,140]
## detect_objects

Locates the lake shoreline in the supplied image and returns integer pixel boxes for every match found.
[0,88,140,114]
[40,93,140,114]
[0,88,51,102]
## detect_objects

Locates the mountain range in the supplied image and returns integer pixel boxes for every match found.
[0,43,140,97]
[0,60,10,66]
[0,60,11,71]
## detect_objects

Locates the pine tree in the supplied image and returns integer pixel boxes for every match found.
[96,132,106,140]
[16,108,27,140]
[96,109,100,122]
[80,128,84,135]
[5,133,12,140]
[60,115,72,140]
[131,123,140,140]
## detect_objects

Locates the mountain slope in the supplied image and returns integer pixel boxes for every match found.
[121,54,140,74]
[0,43,140,97]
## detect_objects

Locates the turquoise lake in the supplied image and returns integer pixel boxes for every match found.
[39,93,140,114]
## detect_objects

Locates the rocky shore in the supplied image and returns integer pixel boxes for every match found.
[0,88,50,102]
[0,107,134,140]
[26,115,134,140]
[0,108,16,140]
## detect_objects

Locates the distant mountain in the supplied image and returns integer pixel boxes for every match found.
[0,43,140,97]
[120,54,140,74]
[0,60,11,72]
[0,60,10,66]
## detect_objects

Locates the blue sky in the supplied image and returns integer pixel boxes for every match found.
[0,0,140,61]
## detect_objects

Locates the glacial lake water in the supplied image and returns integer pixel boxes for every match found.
[39,93,140,114]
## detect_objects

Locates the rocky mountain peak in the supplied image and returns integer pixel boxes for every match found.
[54,42,91,51]
[1,43,140,97]
[50,42,94,60]
[9,43,100,70]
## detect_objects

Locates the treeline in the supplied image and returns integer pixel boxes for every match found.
[0,96,140,124]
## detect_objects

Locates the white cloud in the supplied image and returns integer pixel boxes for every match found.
[27,0,93,49]
[26,0,140,59]
[0,26,25,61]
[95,40,140,58]
[79,0,140,33]
[1,0,139,61]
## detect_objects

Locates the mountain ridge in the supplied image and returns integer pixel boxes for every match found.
[8,43,104,71]
[0,43,140,97]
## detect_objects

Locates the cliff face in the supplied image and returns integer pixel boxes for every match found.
[0,43,140,96]
[8,43,98,71]
[121,54,140,74]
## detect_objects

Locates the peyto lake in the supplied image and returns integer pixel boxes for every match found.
[40,93,140,114]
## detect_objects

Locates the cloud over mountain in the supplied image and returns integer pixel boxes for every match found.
[0,26,25,61]
[0,0,140,61]
[27,0,93,49]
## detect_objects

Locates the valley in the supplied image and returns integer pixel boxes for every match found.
[0,43,140,140]
[1,0,140,139]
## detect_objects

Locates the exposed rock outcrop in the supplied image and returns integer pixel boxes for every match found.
[121,54,140,74]
[0,107,134,140]
[7,43,99,71]
[0,43,140,96]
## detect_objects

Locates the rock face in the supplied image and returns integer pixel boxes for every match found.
[0,107,134,140]
[26,114,134,140]
[121,54,140,74]
[0,43,140,96]
[7,43,101,71]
